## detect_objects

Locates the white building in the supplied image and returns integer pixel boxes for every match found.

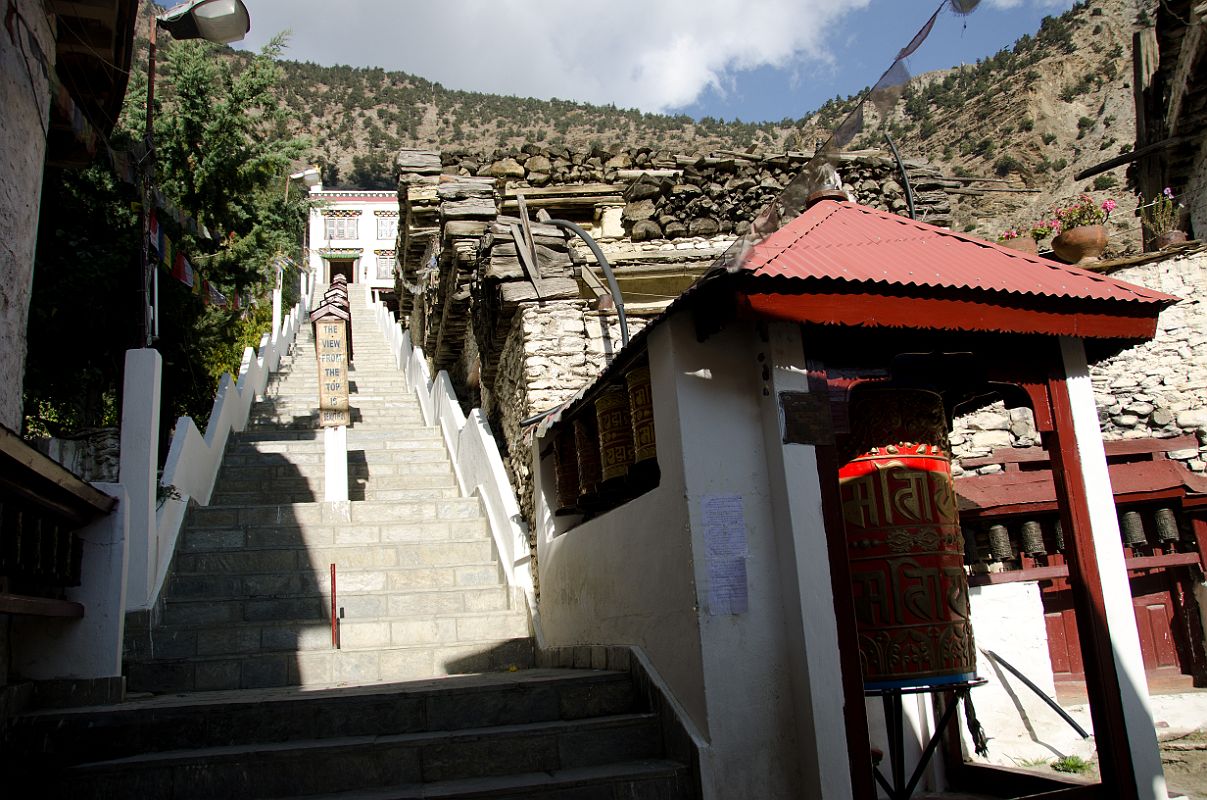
[306,187,399,300]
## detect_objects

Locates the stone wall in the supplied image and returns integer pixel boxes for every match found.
[487,301,644,527]
[437,145,955,239]
[952,247,1207,475]
[0,1,54,431]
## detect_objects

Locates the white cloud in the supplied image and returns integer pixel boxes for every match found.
[237,0,870,112]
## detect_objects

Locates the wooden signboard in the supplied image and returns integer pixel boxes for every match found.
[315,317,351,427]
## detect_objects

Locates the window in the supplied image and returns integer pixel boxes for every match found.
[375,255,394,280]
[325,216,358,240]
[377,216,398,241]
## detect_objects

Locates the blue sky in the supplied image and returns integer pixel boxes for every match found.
[233,0,1076,124]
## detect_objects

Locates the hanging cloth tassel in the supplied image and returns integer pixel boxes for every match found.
[964,693,990,758]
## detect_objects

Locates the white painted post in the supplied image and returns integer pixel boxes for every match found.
[1060,336,1168,800]
[119,348,161,610]
[755,322,855,800]
[271,286,282,344]
[324,424,348,503]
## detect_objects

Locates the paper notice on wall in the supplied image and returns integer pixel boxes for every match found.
[702,494,748,615]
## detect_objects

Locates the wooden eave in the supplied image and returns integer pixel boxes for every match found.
[0,426,116,526]
[46,0,137,168]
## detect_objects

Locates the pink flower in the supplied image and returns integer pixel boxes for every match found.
[1102,198,1117,213]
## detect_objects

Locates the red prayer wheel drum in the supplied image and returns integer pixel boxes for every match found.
[552,426,580,516]
[573,415,603,509]
[626,365,658,482]
[595,384,634,488]
[838,387,976,689]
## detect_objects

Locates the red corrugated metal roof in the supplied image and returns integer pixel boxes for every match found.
[741,200,1177,306]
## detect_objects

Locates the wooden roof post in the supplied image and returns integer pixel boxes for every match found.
[1045,336,1168,800]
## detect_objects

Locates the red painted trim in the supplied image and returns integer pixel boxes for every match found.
[968,553,1202,586]
[1045,367,1139,799]
[738,291,1161,341]
[961,435,1200,468]
[959,487,1187,519]
[1192,516,1207,572]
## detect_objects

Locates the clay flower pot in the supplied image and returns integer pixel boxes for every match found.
[1154,230,1188,250]
[1051,224,1108,265]
[999,237,1038,255]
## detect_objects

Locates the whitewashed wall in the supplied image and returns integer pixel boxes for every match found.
[0,0,53,430]
[533,315,843,799]
[307,190,398,292]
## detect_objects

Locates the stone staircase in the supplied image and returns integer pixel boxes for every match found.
[124,288,533,693]
[0,285,697,798]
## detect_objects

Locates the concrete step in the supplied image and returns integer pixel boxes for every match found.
[291,760,691,800]
[186,498,483,530]
[7,670,636,766]
[180,515,489,554]
[227,430,445,450]
[207,485,460,507]
[213,456,456,482]
[123,636,536,693]
[164,560,505,601]
[50,711,658,798]
[172,538,498,576]
[157,585,513,626]
[127,608,531,660]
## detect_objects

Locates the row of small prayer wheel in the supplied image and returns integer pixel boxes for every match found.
[964,506,1188,563]
[551,362,659,515]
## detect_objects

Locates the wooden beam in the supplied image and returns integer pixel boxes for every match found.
[1073,134,1194,181]
[1165,18,1205,136]
[508,223,544,302]
[0,593,85,618]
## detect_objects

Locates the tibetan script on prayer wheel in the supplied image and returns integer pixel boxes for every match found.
[315,318,351,428]
[626,365,658,485]
[552,427,580,516]
[839,388,975,689]
[595,385,634,485]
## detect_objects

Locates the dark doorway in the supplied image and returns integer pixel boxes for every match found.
[328,259,354,283]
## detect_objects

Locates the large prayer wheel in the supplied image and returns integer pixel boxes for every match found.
[626,365,659,486]
[595,384,634,494]
[838,387,976,689]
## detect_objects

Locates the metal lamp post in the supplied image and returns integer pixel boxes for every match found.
[139,0,251,348]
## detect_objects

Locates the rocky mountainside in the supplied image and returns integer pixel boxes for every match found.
[143,0,1155,250]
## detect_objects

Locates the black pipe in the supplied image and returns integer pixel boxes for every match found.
[983,649,1090,739]
[883,131,917,221]
[546,218,629,347]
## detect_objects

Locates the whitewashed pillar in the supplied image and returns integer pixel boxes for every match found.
[119,348,162,609]
[1059,336,1167,800]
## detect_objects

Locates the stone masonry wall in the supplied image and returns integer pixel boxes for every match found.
[0,2,53,432]
[487,301,645,530]
[952,248,1207,475]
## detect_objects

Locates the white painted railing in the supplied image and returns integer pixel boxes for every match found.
[372,300,536,609]
[123,293,309,611]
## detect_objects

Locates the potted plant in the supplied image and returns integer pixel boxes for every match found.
[1140,187,1187,250]
[999,219,1060,255]
[997,227,1037,254]
[1050,195,1115,264]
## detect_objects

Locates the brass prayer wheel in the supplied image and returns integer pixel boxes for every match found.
[573,415,603,510]
[626,365,659,485]
[838,387,976,689]
[1155,507,1180,542]
[1120,510,1146,546]
[552,427,580,516]
[987,524,1012,561]
[1020,520,1045,555]
[595,384,634,489]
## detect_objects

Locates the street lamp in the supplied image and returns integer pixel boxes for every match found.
[139,0,251,347]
